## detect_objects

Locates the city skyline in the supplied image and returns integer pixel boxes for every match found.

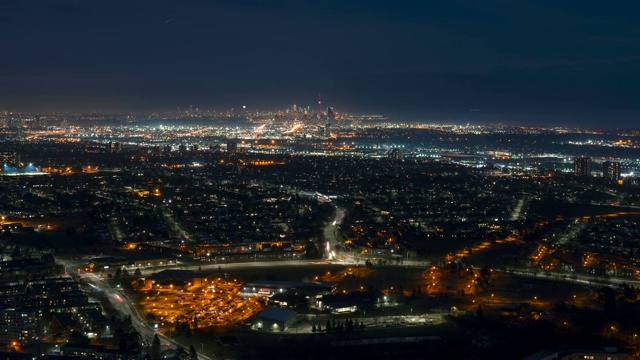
[2,1,640,127]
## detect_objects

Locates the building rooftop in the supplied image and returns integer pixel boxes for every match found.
[256,307,297,323]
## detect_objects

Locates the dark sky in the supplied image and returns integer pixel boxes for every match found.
[1,1,640,126]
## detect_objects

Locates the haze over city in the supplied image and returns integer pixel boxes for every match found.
[2,1,640,127]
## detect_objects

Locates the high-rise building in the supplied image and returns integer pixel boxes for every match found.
[574,157,592,177]
[389,148,403,161]
[327,107,335,121]
[227,141,238,153]
[107,142,122,153]
[603,161,621,182]
[0,152,19,166]
[0,307,43,346]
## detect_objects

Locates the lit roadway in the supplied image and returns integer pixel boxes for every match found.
[324,204,345,260]
[497,266,640,288]
[57,257,213,360]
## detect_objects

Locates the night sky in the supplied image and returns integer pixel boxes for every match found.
[1,1,639,126]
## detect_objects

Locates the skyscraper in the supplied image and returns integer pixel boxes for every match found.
[389,148,403,161]
[603,161,621,182]
[227,141,238,153]
[574,157,592,177]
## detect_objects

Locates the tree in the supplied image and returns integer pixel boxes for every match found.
[599,287,617,311]
[312,324,317,333]
[114,268,122,279]
[68,331,90,345]
[41,253,55,265]
[134,268,142,277]
[476,305,484,323]
[65,226,76,237]
[12,246,21,259]
[175,347,188,360]
[326,319,331,332]
[189,345,197,360]
[621,283,637,301]
[183,322,192,337]
[151,334,161,359]
[145,312,156,323]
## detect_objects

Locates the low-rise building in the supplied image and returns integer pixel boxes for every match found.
[254,307,297,332]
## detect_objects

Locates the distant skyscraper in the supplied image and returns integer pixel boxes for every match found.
[389,148,403,161]
[0,152,19,166]
[0,109,9,128]
[574,157,592,177]
[327,107,335,121]
[107,142,122,153]
[603,161,621,182]
[227,141,238,153]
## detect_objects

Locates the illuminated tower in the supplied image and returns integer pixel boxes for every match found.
[317,94,322,121]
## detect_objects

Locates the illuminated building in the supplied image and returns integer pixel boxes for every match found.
[107,141,122,153]
[253,307,297,331]
[0,152,20,166]
[603,161,621,182]
[0,307,42,346]
[573,156,592,177]
[389,148,403,161]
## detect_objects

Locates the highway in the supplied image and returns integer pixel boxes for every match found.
[497,266,640,288]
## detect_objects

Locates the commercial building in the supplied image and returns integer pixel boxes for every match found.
[254,307,297,332]
[59,343,139,360]
[239,280,336,298]
[144,269,209,289]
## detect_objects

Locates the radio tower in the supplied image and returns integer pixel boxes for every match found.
[317,93,322,121]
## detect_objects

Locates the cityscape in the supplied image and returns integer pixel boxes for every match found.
[2,1,640,360]
[0,107,639,359]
